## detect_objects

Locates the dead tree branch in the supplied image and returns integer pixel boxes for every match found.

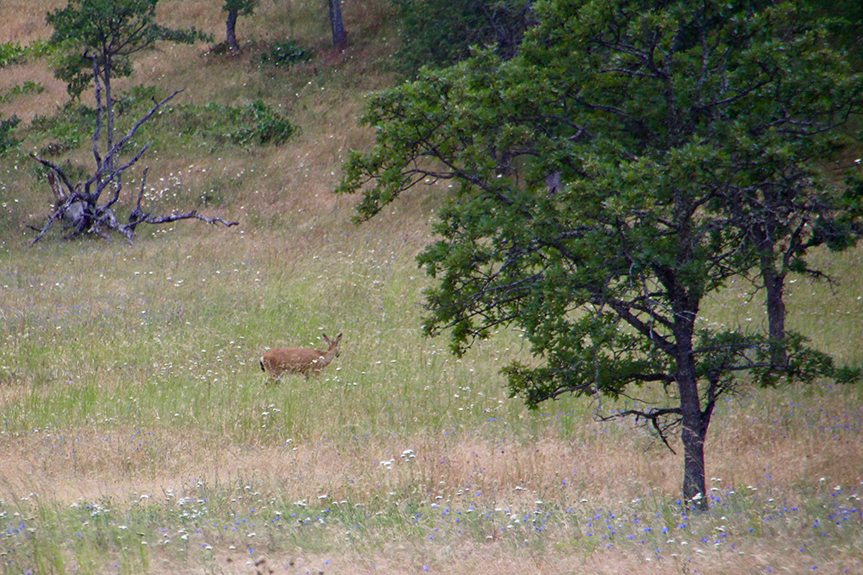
[30,87,239,245]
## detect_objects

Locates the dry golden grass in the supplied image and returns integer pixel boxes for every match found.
[0,63,67,122]
[0,0,65,43]
[2,380,860,510]
[2,392,860,575]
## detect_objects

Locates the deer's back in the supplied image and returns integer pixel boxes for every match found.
[262,347,327,376]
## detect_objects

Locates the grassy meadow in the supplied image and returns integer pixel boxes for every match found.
[1,1,862,573]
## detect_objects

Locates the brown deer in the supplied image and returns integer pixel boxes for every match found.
[260,333,342,381]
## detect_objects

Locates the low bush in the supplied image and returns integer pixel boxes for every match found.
[175,99,295,147]
[260,40,311,67]
[0,115,21,154]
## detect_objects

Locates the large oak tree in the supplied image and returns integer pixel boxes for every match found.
[338,0,863,509]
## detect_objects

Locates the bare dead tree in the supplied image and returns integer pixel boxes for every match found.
[29,58,237,245]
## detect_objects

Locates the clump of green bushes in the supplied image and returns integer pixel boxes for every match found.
[176,100,295,147]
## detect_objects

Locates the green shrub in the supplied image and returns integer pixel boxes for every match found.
[113,84,161,117]
[0,80,46,103]
[30,104,98,156]
[23,38,55,59]
[0,42,26,67]
[260,40,311,67]
[176,100,295,147]
[11,80,45,95]
[241,100,295,145]
[0,40,54,68]
[0,116,21,154]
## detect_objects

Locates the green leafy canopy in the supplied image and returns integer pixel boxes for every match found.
[222,0,259,16]
[47,0,211,98]
[339,0,863,395]
[338,0,863,506]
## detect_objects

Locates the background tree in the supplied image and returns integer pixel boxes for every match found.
[47,0,209,173]
[223,0,259,53]
[391,0,534,77]
[327,0,348,50]
[338,0,863,509]
[35,0,233,242]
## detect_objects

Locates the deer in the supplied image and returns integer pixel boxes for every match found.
[259,333,342,381]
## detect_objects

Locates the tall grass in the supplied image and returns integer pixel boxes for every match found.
[1,1,862,573]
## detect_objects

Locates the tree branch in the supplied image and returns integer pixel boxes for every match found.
[600,407,683,454]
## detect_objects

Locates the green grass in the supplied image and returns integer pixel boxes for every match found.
[0,1,862,573]
[0,219,860,574]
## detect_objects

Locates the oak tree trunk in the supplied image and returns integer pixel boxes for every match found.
[675,320,710,511]
[762,255,788,369]
[328,0,347,50]
[226,9,239,52]
[680,394,709,511]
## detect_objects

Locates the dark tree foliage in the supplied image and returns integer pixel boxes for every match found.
[391,0,535,77]
[805,0,863,62]
[339,0,863,509]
